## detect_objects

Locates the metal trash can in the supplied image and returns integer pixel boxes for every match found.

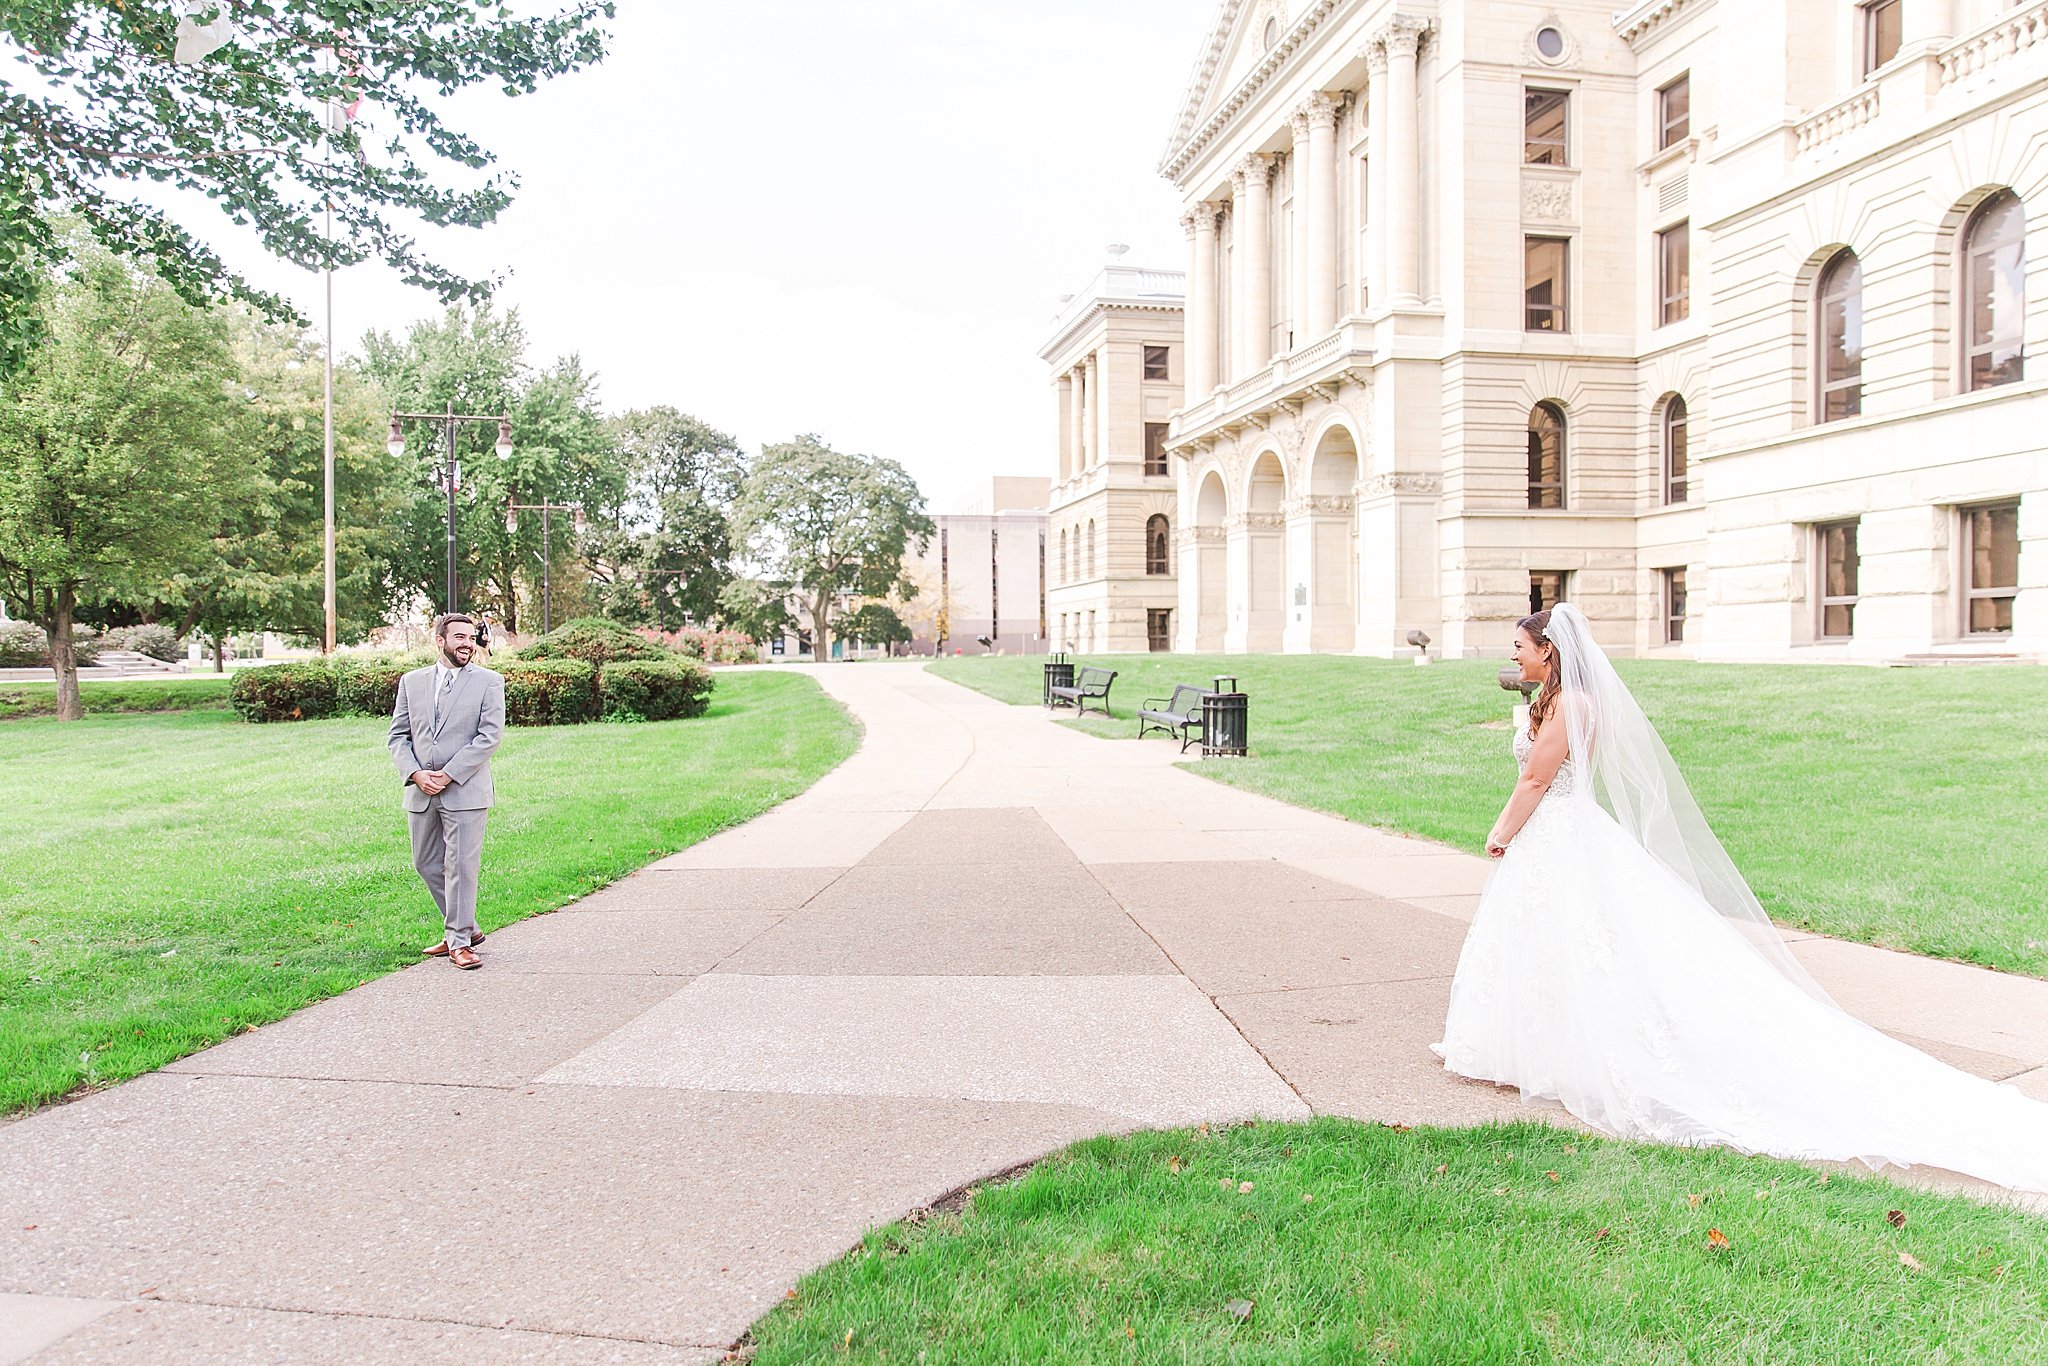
[1043,653,1075,708]
[1201,688,1249,757]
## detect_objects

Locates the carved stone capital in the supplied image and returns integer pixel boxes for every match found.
[1184,525,1226,546]
[1363,40,1388,74]
[1382,14,1429,57]
[1290,106,1312,144]
[1234,151,1274,190]
[1358,472,1442,499]
[1285,493,1357,518]
[1227,511,1288,533]
[1182,200,1222,236]
[1306,90,1342,131]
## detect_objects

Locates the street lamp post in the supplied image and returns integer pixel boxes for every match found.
[388,404,513,613]
[505,498,584,635]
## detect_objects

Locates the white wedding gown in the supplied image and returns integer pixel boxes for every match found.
[1434,725,2048,1192]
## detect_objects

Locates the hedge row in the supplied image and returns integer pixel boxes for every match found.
[229,652,711,726]
[0,676,233,721]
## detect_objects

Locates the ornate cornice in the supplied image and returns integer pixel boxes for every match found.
[1227,511,1287,532]
[1184,525,1227,546]
[1615,0,1702,46]
[1158,0,1343,182]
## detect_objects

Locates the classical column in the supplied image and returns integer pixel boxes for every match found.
[1290,110,1313,349]
[1228,165,1249,378]
[1364,43,1388,310]
[1241,153,1274,368]
[1305,93,1340,336]
[1056,373,1074,483]
[1185,204,1219,396]
[1082,352,1099,468]
[1068,365,1086,479]
[1384,18,1425,305]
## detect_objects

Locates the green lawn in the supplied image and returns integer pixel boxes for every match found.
[0,673,233,719]
[747,1118,2048,1364]
[0,670,857,1113]
[928,654,2048,979]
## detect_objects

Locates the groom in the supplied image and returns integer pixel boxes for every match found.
[387,612,505,970]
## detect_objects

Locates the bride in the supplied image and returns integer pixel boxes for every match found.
[1433,603,2048,1192]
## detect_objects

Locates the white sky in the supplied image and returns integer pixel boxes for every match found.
[205,1,1216,514]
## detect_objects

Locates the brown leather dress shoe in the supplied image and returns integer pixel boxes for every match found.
[447,946,482,970]
[423,932,486,957]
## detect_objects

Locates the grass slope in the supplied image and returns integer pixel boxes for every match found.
[0,674,233,719]
[927,655,2048,978]
[0,670,857,1113]
[749,1118,2048,1364]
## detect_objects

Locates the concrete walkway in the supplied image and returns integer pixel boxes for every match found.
[5,661,2046,1362]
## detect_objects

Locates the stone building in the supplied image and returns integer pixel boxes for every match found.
[1159,0,2047,660]
[1042,260,1187,653]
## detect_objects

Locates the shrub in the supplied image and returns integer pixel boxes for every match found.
[516,617,668,669]
[600,657,715,721]
[229,662,338,723]
[101,623,184,661]
[0,621,45,666]
[332,657,412,718]
[500,658,600,726]
[637,626,762,665]
[69,626,102,666]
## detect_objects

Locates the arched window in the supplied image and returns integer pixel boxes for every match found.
[1963,191,2025,391]
[1817,249,1863,421]
[1663,395,1689,504]
[1058,529,1069,584]
[1086,518,1097,578]
[1527,402,1566,509]
[1145,515,1170,575]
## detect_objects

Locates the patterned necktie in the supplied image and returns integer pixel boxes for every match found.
[431,669,454,736]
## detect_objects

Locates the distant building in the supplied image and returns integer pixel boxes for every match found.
[904,477,1051,656]
[1042,260,1187,654]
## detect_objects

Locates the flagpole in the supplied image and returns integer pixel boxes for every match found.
[321,46,337,656]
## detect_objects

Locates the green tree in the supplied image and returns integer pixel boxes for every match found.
[358,304,620,632]
[162,311,407,662]
[715,577,794,643]
[0,1,613,379]
[583,408,745,629]
[0,243,252,718]
[730,435,932,662]
[843,603,911,654]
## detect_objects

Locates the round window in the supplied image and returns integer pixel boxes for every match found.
[1263,16,1279,51]
[1535,26,1565,59]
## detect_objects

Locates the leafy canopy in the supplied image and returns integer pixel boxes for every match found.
[0,0,614,376]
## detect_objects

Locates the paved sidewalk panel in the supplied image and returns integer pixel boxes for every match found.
[536,973,1311,1127]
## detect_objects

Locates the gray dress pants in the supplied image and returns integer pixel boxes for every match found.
[408,797,488,949]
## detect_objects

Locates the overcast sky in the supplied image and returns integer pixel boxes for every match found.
[204,1,1214,513]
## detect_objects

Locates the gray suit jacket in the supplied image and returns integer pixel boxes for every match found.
[388,664,506,813]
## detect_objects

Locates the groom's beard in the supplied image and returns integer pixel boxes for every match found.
[440,644,473,669]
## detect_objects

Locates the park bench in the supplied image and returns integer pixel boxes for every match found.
[1048,665,1117,717]
[1137,683,1213,752]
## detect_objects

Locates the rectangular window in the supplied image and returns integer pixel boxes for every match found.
[1658,74,1690,150]
[1529,570,1569,616]
[1863,0,1902,76]
[1143,344,1170,381]
[1965,501,2020,635]
[1143,422,1170,476]
[1524,89,1568,166]
[1147,608,1172,653]
[1818,520,1859,640]
[1659,221,1690,326]
[1663,567,1688,644]
[1525,236,1569,332]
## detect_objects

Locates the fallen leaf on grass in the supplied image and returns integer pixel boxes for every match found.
[1687,1193,1705,1209]
[1886,1209,1907,1229]
[1302,1193,1314,1204]
[1492,1187,1507,1196]
[1238,1181,1255,1194]
[1562,1145,1577,1155]
[1224,1299,1255,1323]
[1434,1163,1448,1176]
[1380,1122,1412,1132]
[843,1328,854,1348]
[1899,1252,1925,1272]
[1594,1228,1609,1241]
[1168,1155,1182,1175]
[1706,1229,1730,1252]
[1545,1171,1560,1182]
[1125,1321,1134,1339]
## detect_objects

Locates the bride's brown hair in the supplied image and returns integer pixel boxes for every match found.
[1518,609,1560,736]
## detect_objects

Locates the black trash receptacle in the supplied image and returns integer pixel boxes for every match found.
[1043,654,1075,708]
[1201,690,1249,757]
